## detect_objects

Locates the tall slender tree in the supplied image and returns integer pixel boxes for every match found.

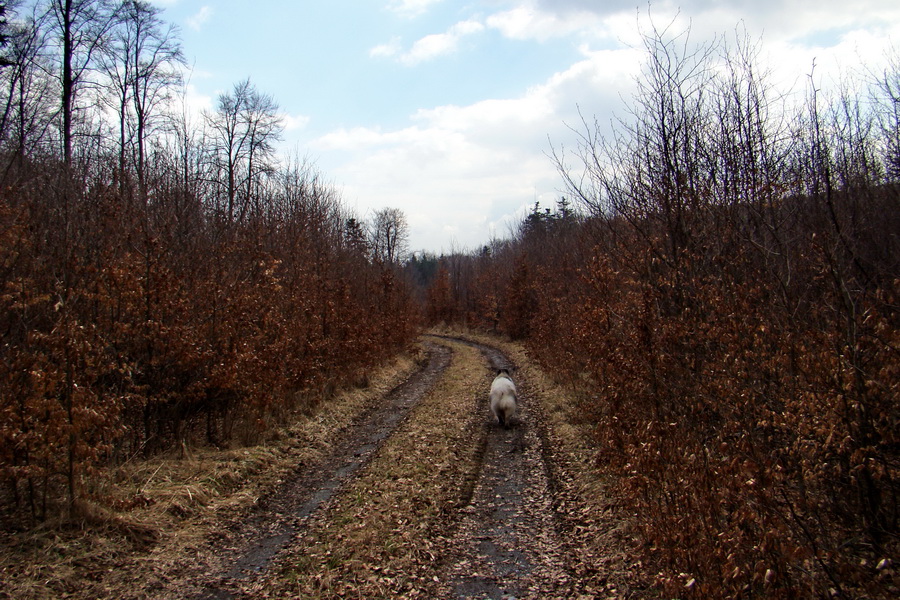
[205,78,282,221]
[0,9,57,171]
[43,0,118,166]
[126,0,182,196]
[99,0,183,197]
[0,2,11,60]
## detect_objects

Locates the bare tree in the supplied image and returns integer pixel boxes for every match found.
[369,207,409,264]
[0,7,57,172]
[553,18,716,278]
[98,0,183,196]
[127,1,182,195]
[0,1,15,64]
[873,49,900,181]
[96,4,130,182]
[42,0,119,166]
[239,83,280,219]
[167,74,204,196]
[205,77,282,221]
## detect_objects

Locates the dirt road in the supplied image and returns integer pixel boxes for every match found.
[189,342,453,599]
[166,334,637,599]
[3,335,636,599]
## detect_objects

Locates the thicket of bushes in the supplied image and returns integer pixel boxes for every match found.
[0,1,418,521]
[2,160,418,519]
[424,29,899,598]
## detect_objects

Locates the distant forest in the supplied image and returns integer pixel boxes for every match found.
[0,2,897,598]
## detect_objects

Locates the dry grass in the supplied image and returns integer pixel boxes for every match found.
[0,349,423,600]
[258,338,490,599]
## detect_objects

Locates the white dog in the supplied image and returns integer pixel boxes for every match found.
[490,368,517,428]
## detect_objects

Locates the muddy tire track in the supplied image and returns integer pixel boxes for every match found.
[431,336,578,599]
[189,342,452,599]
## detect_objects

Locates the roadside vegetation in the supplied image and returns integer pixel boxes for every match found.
[0,349,422,599]
[0,0,418,525]
[418,26,899,600]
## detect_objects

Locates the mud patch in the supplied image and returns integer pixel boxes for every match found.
[443,408,573,599]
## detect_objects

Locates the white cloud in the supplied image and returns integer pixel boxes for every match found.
[314,46,642,252]
[369,37,403,59]
[282,113,311,131]
[371,20,486,66]
[482,0,900,51]
[316,116,544,251]
[187,6,213,31]
[386,0,444,18]
[486,5,607,42]
[404,20,484,64]
[179,82,214,116]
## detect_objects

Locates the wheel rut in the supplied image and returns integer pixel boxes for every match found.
[192,342,452,599]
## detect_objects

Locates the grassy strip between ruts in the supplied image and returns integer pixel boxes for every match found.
[0,349,423,600]
[254,337,491,599]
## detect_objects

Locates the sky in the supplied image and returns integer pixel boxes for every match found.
[150,0,900,254]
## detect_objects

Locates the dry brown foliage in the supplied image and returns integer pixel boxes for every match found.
[424,29,900,598]
[0,161,419,522]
